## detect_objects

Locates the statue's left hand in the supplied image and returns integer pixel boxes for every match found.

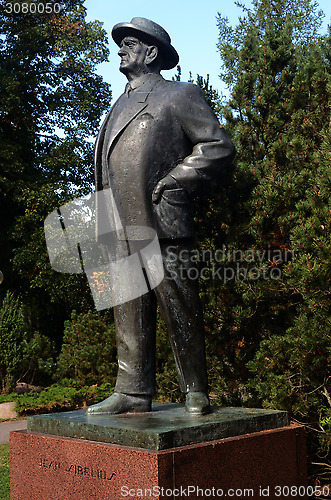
[152,174,179,203]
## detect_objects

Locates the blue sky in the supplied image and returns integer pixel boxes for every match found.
[84,0,330,103]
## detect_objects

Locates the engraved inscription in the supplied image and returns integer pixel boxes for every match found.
[37,456,116,482]
[65,463,116,481]
[38,457,61,470]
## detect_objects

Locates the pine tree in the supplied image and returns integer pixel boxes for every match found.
[213,0,330,466]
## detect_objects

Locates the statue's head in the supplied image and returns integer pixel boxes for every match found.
[112,17,179,73]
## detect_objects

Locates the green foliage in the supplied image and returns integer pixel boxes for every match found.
[0,291,27,392]
[14,381,115,414]
[55,310,117,386]
[0,0,112,339]
[217,0,324,90]
[23,331,56,386]
[247,313,331,414]
[0,291,56,392]
[10,185,94,347]
[319,407,331,456]
[0,0,111,190]
[0,443,10,500]
[210,0,331,466]
[0,392,17,404]
[172,65,224,120]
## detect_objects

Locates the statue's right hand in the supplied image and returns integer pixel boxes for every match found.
[152,175,178,203]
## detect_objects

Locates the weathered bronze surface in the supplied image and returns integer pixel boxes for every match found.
[88,17,235,416]
[28,404,288,450]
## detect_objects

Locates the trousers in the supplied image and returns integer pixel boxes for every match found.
[112,240,208,396]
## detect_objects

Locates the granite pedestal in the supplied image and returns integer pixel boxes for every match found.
[10,403,307,499]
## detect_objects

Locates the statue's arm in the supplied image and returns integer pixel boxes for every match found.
[168,83,235,195]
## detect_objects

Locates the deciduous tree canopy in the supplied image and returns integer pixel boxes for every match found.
[0,0,112,340]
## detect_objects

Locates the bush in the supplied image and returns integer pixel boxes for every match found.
[14,380,115,415]
[0,292,28,392]
[55,310,117,387]
[22,332,55,387]
[0,292,55,392]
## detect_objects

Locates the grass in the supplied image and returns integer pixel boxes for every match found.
[0,443,10,500]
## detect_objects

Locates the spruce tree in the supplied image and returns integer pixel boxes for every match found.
[213,0,330,468]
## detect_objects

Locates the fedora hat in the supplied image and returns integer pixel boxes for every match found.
[112,17,179,70]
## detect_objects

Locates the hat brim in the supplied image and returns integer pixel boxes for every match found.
[112,23,179,70]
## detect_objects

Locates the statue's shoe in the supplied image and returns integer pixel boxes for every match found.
[86,392,152,415]
[185,391,210,416]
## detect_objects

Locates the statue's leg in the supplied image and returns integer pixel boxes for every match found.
[113,291,157,396]
[154,240,210,414]
[86,290,157,415]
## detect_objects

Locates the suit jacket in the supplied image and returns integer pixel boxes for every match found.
[94,74,235,240]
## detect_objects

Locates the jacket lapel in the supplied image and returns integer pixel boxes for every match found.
[93,93,124,169]
[106,75,163,159]
[105,100,148,158]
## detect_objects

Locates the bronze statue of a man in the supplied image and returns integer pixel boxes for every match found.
[87,17,235,416]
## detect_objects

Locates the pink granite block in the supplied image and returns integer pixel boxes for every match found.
[10,431,172,499]
[10,424,307,500]
[172,424,307,499]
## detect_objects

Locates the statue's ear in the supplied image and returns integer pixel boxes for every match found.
[145,45,158,65]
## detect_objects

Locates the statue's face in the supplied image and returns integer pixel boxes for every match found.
[118,36,149,75]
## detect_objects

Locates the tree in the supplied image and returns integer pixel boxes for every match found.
[0,0,112,341]
[0,291,55,392]
[0,291,27,392]
[213,0,330,467]
[56,310,117,386]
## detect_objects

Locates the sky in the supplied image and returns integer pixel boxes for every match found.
[84,0,331,104]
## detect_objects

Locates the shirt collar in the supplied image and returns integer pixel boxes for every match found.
[125,73,162,94]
